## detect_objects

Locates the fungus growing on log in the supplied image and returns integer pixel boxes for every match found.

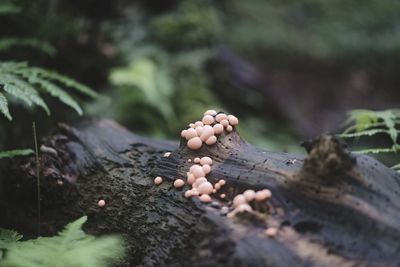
[1,112,400,267]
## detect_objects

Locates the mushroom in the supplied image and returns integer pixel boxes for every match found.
[227,115,239,126]
[205,136,217,145]
[204,109,217,116]
[187,137,202,150]
[243,189,256,202]
[98,199,106,208]
[174,179,185,188]
[199,194,212,203]
[202,115,215,125]
[213,124,224,135]
[255,189,272,201]
[154,176,163,185]
[265,227,278,238]
[233,194,247,207]
[197,182,214,195]
[200,156,213,165]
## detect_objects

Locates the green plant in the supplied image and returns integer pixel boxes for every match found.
[0,216,125,267]
[0,149,33,159]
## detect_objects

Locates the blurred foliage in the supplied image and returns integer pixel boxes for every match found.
[224,0,400,62]
[0,216,125,267]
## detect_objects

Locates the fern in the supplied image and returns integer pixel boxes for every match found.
[0,38,56,55]
[0,61,101,120]
[0,216,125,267]
[0,149,33,159]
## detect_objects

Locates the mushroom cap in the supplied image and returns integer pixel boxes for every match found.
[236,203,252,213]
[197,181,214,195]
[243,189,256,202]
[195,126,203,136]
[202,164,211,174]
[187,174,195,185]
[98,199,106,207]
[218,179,226,186]
[265,227,278,237]
[187,137,202,150]
[200,156,213,165]
[255,189,272,201]
[215,113,227,122]
[227,115,239,125]
[220,119,229,127]
[154,176,163,185]
[181,130,187,138]
[194,121,204,127]
[184,190,193,198]
[185,128,198,140]
[193,177,207,188]
[220,193,226,199]
[199,194,212,202]
[174,179,185,188]
[200,125,214,141]
[194,157,201,163]
[191,165,205,178]
[205,136,217,145]
[202,115,215,125]
[204,109,217,116]
[226,125,233,132]
[213,124,224,135]
[233,194,247,207]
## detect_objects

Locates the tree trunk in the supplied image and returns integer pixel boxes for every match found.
[1,119,400,267]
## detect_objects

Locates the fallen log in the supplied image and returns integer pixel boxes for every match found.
[1,117,400,267]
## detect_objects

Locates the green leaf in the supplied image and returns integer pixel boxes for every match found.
[0,216,125,267]
[0,91,11,120]
[0,38,56,55]
[0,149,34,159]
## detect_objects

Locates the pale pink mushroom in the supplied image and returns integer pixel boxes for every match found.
[220,193,226,199]
[243,189,256,202]
[185,128,198,140]
[205,136,217,145]
[187,159,192,162]
[213,123,224,135]
[255,189,272,201]
[233,194,247,208]
[189,123,195,128]
[204,109,217,116]
[187,137,202,150]
[184,190,193,198]
[194,121,204,127]
[154,176,163,185]
[226,125,233,132]
[191,165,205,178]
[214,183,221,190]
[181,130,187,138]
[98,199,106,208]
[227,115,239,126]
[212,189,217,193]
[197,181,214,195]
[193,177,207,188]
[187,173,195,184]
[220,119,229,127]
[174,179,185,188]
[236,203,253,213]
[218,179,226,186]
[191,189,199,196]
[199,194,212,202]
[202,115,215,125]
[195,126,203,136]
[200,125,214,141]
[163,152,171,157]
[202,164,211,174]
[215,113,227,122]
[265,227,278,238]
[194,157,201,163]
[200,156,213,165]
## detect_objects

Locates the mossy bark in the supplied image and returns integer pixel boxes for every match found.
[1,119,400,266]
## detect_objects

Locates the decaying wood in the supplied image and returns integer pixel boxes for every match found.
[1,119,400,267]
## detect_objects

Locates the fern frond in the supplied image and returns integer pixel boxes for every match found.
[0,92,11,120]
[0,38,55,55]
[353,148,396,154]
[0,61,100,120]
[339,129,395,138]
[0,149,34,159]
[0,216,125,267]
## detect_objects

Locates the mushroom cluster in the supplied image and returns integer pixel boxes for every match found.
[227,189,272,218]
[182,156,226,202]
[181,110,239,150]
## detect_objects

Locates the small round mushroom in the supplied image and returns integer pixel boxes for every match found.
[197,181,214,195]
[187,159,192,162]
[200,156,213,165]
[194,157,201,163]
[218,179,226,186]
[200,125,214,141]
[255,189,272,201]
[174,179,185,188]
[195,126,203,136]
[154,176,163,185]
[202,115,215,125]
[233,194,247,208]
[205,136,217,145]
[199,194,212,203]
[220,193,226,199]
[187,137,202,150]
[98,199,106,208]
[181,130,187,138]
[215,113,227,122]
[194,121,204,127]
[164,152,171,157]
[184,190,193,198]
[187,173,195,184]
[204,109,217,116]
[213,123,224,135]
[185,128,198,140]
[220,119,229,127]
[265,227,278,238]
[214,183,221,190]
[227,115,239,126]
[226,125,233,132]
[191,165,205,178]
[236,203,253,213]
[202,164,211,174]
[189,123,195,128]
[193,177,207,188]
[243,189,256,202]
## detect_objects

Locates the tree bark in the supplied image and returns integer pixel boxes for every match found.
[1,119,400,267]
